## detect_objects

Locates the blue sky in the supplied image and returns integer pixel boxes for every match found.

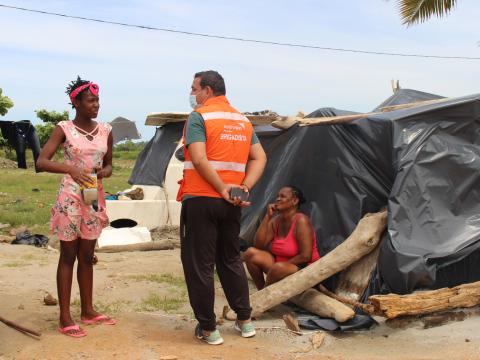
[1,0,479,139]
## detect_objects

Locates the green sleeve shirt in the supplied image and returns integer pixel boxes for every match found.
[185,112,259,146]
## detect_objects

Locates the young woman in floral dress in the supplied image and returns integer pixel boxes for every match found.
[37,76,115,337]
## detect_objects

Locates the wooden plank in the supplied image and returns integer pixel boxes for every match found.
[145,112,279,127]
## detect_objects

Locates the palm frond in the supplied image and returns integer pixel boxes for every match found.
[399,0,457,26]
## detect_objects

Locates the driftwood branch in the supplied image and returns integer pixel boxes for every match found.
[0,315,41,337]
[334,244,381,303]
[96,240,174,253]
[317,284,374,315]
[249,210,387,318]
[290,288,355,322]
[369,281,480,319]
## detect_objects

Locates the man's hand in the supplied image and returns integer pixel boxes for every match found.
[220,184,251,207]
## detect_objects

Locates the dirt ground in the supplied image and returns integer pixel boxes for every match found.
[1,238,480,360]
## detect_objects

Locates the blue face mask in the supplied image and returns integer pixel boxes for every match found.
[189,94,198,109]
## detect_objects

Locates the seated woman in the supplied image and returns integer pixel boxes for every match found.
[243,185,320,290]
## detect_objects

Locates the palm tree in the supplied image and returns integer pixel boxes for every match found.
[398,0,458,25]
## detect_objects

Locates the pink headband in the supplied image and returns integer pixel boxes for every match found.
[69,82,99,102]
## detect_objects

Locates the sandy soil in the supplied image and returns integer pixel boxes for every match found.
[1,241,480,360]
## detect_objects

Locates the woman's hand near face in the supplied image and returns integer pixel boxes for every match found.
[266,203,277,219]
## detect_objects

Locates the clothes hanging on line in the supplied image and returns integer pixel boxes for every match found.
[0,120,41,171]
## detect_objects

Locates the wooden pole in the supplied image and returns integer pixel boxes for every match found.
[0,316,41,337]
[96,240,175,253]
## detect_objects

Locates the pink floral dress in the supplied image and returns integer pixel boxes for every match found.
[50,120,111,241]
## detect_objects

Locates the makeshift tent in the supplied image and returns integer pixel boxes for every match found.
[110,117,141,144]
[241,89,480,295]
[127,89,480,296]
[128,122,183,186]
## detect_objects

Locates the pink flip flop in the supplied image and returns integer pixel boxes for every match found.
[58,324,87,338]
[81,314,116,325]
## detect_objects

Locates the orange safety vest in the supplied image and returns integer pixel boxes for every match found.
[176,95,253,200]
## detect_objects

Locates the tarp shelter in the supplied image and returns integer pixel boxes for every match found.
[128,89,480,297]
[128,122,184,186]
[241,89,480,295]
[110,117,141,144]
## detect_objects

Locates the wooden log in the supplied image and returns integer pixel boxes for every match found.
[378,97,449,113]
[290,288,355,323]
[0,315,41,337]
[369,280,480,319]
[281,98,452,128]
[96,240,174,253]
[298,113,379,126]
[317,284,374,315]
[335,244,381,302]
[249,209,387,318]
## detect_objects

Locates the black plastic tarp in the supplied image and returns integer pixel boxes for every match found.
[372,88,444,112]
[381,94,480,293]
[241,93,480,294]
[240,108,394,258]
[128,122,184,186]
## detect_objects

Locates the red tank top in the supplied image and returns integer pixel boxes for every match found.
[270,213,320,264]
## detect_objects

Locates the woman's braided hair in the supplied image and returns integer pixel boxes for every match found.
[66,76,90,108]
[286,185,306,206]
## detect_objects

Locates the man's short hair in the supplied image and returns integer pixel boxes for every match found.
[194,70,226,96]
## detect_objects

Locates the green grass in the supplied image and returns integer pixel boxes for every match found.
[2,261,28,268]
[126,273,186,288]
[137,293,187,313]
[121,273,189,313]
[95,300,133,314]
[113,151,141,160]
[70,297,132,315]
[0,158,135,235]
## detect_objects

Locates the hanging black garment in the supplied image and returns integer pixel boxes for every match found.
[0,120,41,171]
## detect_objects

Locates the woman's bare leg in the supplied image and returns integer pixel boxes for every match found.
[265,262,299,286]
[77,239,98,319]
[243,247,275,290]
[57,239,80,333]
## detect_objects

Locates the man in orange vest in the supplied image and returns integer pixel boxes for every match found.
[177,70,267,345]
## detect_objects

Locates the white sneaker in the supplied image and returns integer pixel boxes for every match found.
[234,320,256,338]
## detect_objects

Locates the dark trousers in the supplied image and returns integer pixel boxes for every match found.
[180,197,252,331]
[0,120,41,170]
